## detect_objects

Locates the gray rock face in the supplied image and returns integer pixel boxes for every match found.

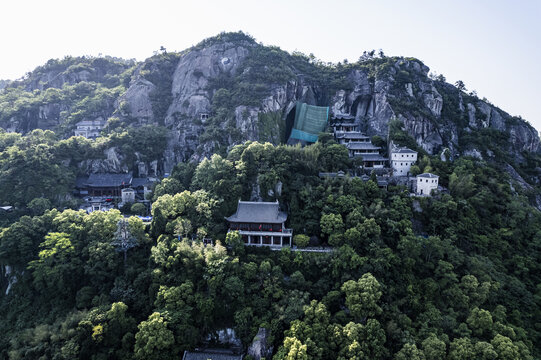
[160,42,252,166]
[167,43,251,122]
[235,105,259,140]
[78,147,128,174]
[4,38,540,175]
[463,148,483,159]
[326,58,538,157]
[25,70,93,91]
[117,75,156,123]
[509,122,540,152]
[423,85,443,117]
[328,60,446,154]
[467,103,478,128]
[247,328,273,360]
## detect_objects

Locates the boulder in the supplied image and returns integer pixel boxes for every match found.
[247,328,273,360]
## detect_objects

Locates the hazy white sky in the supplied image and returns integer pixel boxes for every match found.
[1,0,540,131]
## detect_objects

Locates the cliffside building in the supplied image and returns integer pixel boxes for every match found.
[335,132,370,144]
[74,119,106,139]
[80,172,133,197]
[416,173,439,196]
[331,122,359,134]
[391,147,418,176]
[226,200,292,247]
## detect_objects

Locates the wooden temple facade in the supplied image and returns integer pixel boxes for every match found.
[226,200,293,247]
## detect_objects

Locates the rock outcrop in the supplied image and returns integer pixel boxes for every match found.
[78,147,128,174]
[247,328,273,360]
[1,33,539,175]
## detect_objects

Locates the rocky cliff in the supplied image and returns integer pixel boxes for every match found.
[1,32,539,175]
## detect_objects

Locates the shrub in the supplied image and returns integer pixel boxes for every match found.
[294,234,310,248]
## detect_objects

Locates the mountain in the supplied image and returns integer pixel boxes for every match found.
[0,32,538,177]
[1,32,541,360]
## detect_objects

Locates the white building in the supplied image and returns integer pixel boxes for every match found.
[74,119,106,139]
[121,188,136,204]
[416,173,439,196]
[391,147,418,176]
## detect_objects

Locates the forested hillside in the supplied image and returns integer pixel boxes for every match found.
[0,138,540,359]
[0,32,540,359]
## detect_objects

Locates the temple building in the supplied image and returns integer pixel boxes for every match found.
[74,119,106,139]
[331,122,359,134]
[82,173,133,197]
[335,131,370,144]
[346,142,388,168]
[416,173,439,196]
[391,147,418,176]
[226,200,293,247]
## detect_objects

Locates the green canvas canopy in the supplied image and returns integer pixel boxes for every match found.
[289,102,329,143]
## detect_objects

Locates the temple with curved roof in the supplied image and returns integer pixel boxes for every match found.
[226,200,292,247]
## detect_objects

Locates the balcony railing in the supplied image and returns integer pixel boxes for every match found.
[228,228,293,236]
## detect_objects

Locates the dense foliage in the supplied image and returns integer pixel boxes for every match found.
[0,126,167,224]
[0,138,539,359]
[0,31,540,359]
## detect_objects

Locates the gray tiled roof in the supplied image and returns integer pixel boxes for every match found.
[75,176,89,188]
[76,119,106,126]
[346,142,381,150]
[332,114,355,120]
[86,173,133,188]
[132,177,155,188]
[226,200,287,223]
[394,147,417,154]
[183,351,242,360]
[336,132,370,139]
[417,173,439,178]
[318,171,346,178]
[359,154,388,161]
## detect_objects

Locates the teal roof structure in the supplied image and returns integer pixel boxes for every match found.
[289,102,329,143]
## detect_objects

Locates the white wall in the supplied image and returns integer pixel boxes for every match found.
[122,190,136,203]
[416,177,438,195]
[391,152,417,176]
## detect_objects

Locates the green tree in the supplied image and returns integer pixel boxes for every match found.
[320,213,344,238]
[341,273,382,321]
[294,234,310,248]
[28,232,77,295]
[28,197,53,215]
[394,343,425,360]
[466,307,493,337]
[491,334,521,360]
[448,337,474,360]
[283,337,309,360]
[134,312,175,360]
[152,177,183,201]
[225,230,245,256]
[130,202,146,216]
[421,334,446,360]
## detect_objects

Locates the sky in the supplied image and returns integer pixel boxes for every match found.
[1,0,540,131]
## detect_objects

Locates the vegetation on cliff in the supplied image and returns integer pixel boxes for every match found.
[0,32,540,359]
[0,139,539,359]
